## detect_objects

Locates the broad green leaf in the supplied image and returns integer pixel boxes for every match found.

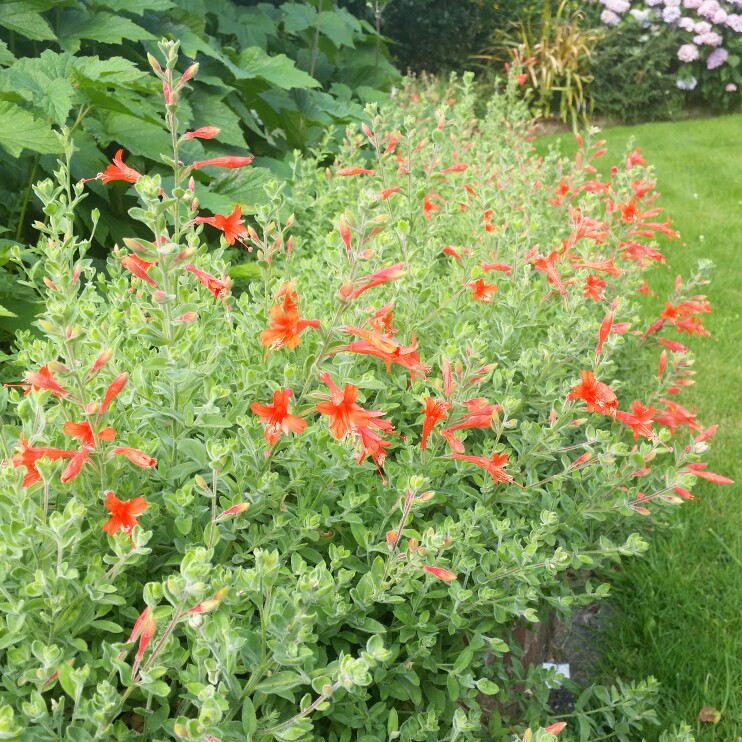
[236,47,320,90]
[319,11,356,48]
[254,671,306,695]
[98,112,170,160]
[57,10,155,53]
[281,2,316,34]
[0,41,16,68]
[3,69,74,125]
[0,101,60,157]
[99,0,174,14]
[189,90,246,149]
[0,2,56,42]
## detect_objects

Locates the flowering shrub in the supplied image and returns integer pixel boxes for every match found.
[0,41,731,741]
[592,0,742,105]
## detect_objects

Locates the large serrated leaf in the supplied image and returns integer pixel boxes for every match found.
[2,67,74,125]
[98,112,170,160]
[236,47,320,90]
[99,0,174,14]
[189,90,246,149]
[57,10,155,53]
[0,1,56,42]
[0,101,60,157]
[0,41,16,67]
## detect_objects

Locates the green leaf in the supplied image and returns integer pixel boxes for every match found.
[0,41,16,67]
[236,47,320,90]
[318,11,356,48]
[0,101,60,157]
[0,2,56,42]
[242,696,258,735]
[254,671,306,695]
[475,678,500,695]
[57,10,155,53]
[97,112,170,160]
[229,262,261,281]
[281,3,316,34]
[189,90,246,149]
[99,0,174,14]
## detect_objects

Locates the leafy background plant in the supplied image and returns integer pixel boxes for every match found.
[0,0,398,348]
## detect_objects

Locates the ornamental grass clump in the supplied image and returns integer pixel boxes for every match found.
[0,41,730,741]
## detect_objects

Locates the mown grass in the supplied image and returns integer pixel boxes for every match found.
[537,115,742,740]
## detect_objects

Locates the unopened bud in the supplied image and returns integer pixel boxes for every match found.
[43,277,57,291]
[195,474,210,492]
[215,502,249,521]
[178,62,199,86]
[147,53,164,77]
[386,530,398,549]
[152,290,168,303]
[175,312,198,323]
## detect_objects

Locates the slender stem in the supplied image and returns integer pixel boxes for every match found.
[15,154,40,242]
[263,681,342,735]
[208,470,219,549]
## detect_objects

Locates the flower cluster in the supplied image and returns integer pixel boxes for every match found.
[593,0,742,95]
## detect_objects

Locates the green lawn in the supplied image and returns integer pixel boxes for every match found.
[539,115,742,741]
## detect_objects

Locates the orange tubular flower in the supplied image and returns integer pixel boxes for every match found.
[101,373,128,414]
[421,397,451,450]
[114,447,157,468]
[315,373,393,469]
[64,421,116,448]
[567,371,618,416]
[11,435,75,488]
[194,205,247,246]
[441,398,501,450]
[60,448,91,483]
[583,274,606,302]
[260,287,320,352]
[615,401,656,440]
[23,368,69,398]
[683,463,734,485]
[421,565,457,581]
[251,388,307,450]
[654,398,699,435]
[338,326,430,380]
[121,255,158,287]
[451,451,514,484]
[98,149,142,185]
[183,126,221,140]
[103,490,148,536]
[185,264,231,301]
[468,279,498,303]
[191,155,254,170]
[596,310,613,355]
[335,167,375,176]
[340,263,406,300]
[532,251,566,297]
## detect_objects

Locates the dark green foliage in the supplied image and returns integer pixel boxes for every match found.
[589,25,684,123]
[0,0,398,344]
[339,0,545,74]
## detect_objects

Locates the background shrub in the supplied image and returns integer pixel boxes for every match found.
[589,24,684,123]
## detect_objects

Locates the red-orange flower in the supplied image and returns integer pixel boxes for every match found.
[683,463,734,485]
[183,126,221,140]
[615,401,656,440]
[60,448,91,483]
[260,287,320,352]
[654,398,699,435]
[185,264,231,301]
[340,263,405,300]
[440,398,501,453]
[98,149,142,185]
[421,397,451,450]
[421,565,457,581]
[468,279,498,303]
[191,155,254,170]
[64,421,116,448]
[194,205,247,246]
[338,326,430,380]
[114,447,157,468]
[596,309,613,355]
[451,451,514,484]
[121,255,157,287]
[251,388,307,450]
[567,371,618,416]
[315,373,393,468]
[11,434,75,488]
[583,274,606,302]
[532,250,566,297]
[103,490,148,536]
[336,167,375,176]
[101,373,128,414]
[23,368,69,398]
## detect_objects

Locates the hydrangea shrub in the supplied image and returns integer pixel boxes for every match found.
[0,41,731,741]
[593,0,742,102]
